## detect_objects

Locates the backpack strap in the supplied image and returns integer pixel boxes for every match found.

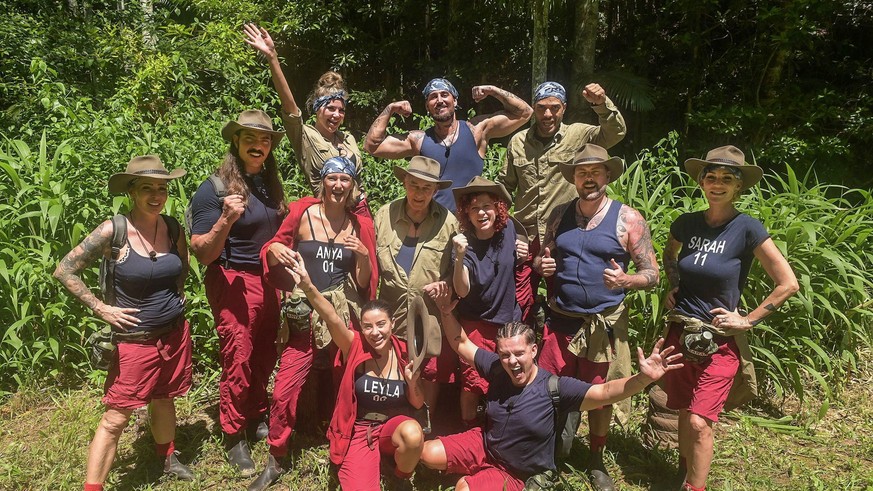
[208,173,227,198]
[161,214,181,248]
[101,214,127,306]
[548,374,561,427]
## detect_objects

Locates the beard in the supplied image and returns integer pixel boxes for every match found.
[432,106,455,123]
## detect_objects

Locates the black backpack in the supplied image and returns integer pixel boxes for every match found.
[184,174,227,235]
[98,214,181,306]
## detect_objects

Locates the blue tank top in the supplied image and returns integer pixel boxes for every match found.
[114,238,184,332]
[421,121,483,212]
[355,368,408,420]
[297,208,355,291]
[553,199,630,316]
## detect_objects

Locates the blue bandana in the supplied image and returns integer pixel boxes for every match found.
[312,91,347,114]
[533,82,567,104]
[422,78,459,100]
[320,156,357,180]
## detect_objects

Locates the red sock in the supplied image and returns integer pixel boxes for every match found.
[84,484,104,491]
[394,467,413,479]
[269,445,288,458]
[589,434,607,453]
[155,440,174,458]
[683,482,705,491]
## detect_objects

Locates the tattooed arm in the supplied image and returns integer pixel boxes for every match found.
[403,360,426,409]
[433,289,478,366]
[363,101,422,158]
[53,221,142,330]
[469,85,533,146]
[607,205,660,290]
[662,233,682,309]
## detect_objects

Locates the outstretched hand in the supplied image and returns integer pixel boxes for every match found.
[637,338,684,383]
[243,23,276,58]
[432,287,458,314]
[402,360,420,383]
[283,250,313,290]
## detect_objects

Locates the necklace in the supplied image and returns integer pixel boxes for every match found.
[439,121,459,158]
[331,132,347,157]
[577,198,609,229]
[405,209,424,233]
[319,204,348,246]
[373,349,393,378]
[131,215,159,261]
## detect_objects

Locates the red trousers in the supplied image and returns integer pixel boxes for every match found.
[205,265,279,435]
[267,327,334,453]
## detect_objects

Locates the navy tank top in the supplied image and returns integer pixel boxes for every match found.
[114,237,184,333]
[297,209,354,291]
[553,199,630,316]
[355,365,408,419]
[421,121,483,212]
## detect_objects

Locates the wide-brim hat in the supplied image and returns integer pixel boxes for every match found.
[393,155,452,190]
[684,145,763,192]
[452,176,512,206]
[408,295,443,374]
[221,109,285,149]
[108,155,186,195]
[559,144,624,184]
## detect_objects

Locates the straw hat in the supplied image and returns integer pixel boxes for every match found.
[221,109,285,149]
[559,144,624,184]
[393,156,452,190]
[108,155,186,195]
[684,145,763,192]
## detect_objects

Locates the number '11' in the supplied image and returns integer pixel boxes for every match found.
[693,252,708,266]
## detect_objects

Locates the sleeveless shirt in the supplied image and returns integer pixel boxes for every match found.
[421,121,483,212]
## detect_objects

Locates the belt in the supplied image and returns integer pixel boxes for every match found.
[113,316,183,344]
[216,258,263,273]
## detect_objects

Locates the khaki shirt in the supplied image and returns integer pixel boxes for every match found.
[374,198,458,339]
[281,111,363,194]
[498,98,626,243]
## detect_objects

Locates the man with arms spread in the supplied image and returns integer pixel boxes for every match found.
[499,81,625,322]
[534,144,659,491]
[420,291,682,491]
[365,78,532,212]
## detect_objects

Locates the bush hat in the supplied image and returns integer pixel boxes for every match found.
[408,294,442,374]
[108,155,186,195]
[559,144,624,184]
[393,156,452,190]
[451,175,512,205]
[221,109,285,149]
[684,145,763,192]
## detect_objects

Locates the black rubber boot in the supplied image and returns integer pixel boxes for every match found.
[246,419,269,442]
[162,451,194,481]
[587,451,615,491]
[226,435,256,477]
[248,454,284,491]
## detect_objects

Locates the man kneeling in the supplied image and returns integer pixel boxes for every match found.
[421,293,683,490]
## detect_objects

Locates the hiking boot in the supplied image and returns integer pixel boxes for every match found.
[163,451,194,481]
[248,454,284,491]
[586,452,615,491]
[247,419,269,442]
[226,437,256,477]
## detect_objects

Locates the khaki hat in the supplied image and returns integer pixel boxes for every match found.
[684,145,763,192]
[108,155,186,195]
[559,144,624,184]
[221,109,285,149]
[393,156,452,190]
[408,295,443,374]
[451,175,512,205]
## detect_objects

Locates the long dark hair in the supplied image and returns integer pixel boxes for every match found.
[217,143,288,216]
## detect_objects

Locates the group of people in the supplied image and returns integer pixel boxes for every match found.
[53,23,799,491]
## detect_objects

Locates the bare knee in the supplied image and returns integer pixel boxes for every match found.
[688,413,713,436]
[455,477,470,491]
[420,440,447,470]
[99,409,132,437]
[394,420,424,450]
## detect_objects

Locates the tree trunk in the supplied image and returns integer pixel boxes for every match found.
[531,0,549,100]
[570,0,599,111]
[141,0,156,47]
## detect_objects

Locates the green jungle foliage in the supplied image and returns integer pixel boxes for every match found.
[0,1,871,420]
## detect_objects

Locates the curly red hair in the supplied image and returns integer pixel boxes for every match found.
[456,192,510,235]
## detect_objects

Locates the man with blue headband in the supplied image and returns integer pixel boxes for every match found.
[365,78,532,212]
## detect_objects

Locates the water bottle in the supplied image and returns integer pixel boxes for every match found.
[282,293,311,332]
[683,330,716,363]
